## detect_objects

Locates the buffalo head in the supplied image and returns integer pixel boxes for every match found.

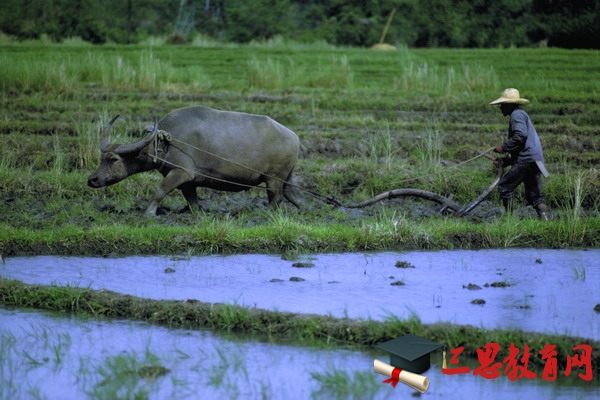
[87,115,157,188]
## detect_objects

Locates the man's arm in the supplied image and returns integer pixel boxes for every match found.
[499,112,528,153]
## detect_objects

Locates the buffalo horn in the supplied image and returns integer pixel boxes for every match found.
[112,115,158,155]
[100,114,120,153]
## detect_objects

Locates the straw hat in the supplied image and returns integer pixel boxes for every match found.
[489,88,530,105]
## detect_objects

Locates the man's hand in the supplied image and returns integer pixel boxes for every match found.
[493,144,504,153]
[493,158,504,169]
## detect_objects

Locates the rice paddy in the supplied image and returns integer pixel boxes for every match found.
[0,40,599,399]
[1,42,599,255]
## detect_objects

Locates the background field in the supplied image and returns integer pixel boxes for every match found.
[1,42,599,255]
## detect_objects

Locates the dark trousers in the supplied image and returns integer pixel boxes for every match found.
[498,161,544,207]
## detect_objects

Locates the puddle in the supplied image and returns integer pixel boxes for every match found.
[1,308,597,400]
[2,249,598,339]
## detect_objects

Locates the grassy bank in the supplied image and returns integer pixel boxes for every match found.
[1,214,599,257]
[1,278,598,373]
[1,43,599,255]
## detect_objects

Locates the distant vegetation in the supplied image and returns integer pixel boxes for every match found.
[1,0,599,48]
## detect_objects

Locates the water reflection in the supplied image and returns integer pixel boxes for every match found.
[2,249,598,339]
[0,308,597,399]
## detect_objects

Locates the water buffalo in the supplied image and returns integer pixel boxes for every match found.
[88,106,301,215]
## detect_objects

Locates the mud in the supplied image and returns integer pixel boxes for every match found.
[1,186,579,257]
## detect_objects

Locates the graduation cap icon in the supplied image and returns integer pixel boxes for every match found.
[376,333,444,374]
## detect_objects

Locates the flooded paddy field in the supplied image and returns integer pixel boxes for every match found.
[1,248,599,398]
[1,307,598,400]
[2,248,599,340]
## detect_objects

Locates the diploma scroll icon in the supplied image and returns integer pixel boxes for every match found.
[374,359,430,393]
[374,333,444,393]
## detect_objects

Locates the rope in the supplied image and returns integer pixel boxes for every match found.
[152,130,172,163]
[149,131,496,208]
[380,147,496,186]
[150,134,337,204]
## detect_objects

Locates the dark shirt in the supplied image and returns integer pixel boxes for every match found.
[501,108,544,163]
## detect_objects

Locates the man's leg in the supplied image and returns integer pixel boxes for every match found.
[534,203,549,220]
[524,169,548,221]
[502,198,514,213]
[498,163,526,214]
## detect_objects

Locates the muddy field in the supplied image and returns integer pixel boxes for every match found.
[1,45,599,256]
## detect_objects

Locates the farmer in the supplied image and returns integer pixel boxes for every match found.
[490,88,549,220]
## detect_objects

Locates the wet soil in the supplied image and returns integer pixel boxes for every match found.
[3,188,594,257]
[0,198,501,257]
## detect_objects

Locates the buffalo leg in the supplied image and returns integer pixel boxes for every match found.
[145,169,193,216]
[265,179,285,207]
[283,173,302,209]
[180,184,203,212]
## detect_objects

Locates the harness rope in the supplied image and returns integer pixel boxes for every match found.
[151,130,339,204]
[150,130,496,208]
[384,147,496,186]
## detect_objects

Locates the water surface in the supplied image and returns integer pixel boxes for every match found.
[1,308,597,400]
[2,249,598,339]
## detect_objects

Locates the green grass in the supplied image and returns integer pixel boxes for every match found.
[89,350,169,400]
[1,208,599,257]
[247,54,353,89]
[0,49,212,95]
[311,369,381,400]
